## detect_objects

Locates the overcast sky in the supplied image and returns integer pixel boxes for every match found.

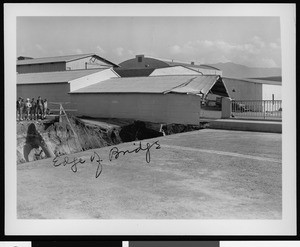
[17,17,281,68]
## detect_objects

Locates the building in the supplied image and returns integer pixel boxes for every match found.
[114,65,202,78]
[246,77,282,100]
[223,76,282,101]
[17,68,119,109]
[17,53,119,74]
[70,75,229,125]
[119,55,222,76]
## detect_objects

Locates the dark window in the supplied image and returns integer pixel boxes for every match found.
[138,56,142,62]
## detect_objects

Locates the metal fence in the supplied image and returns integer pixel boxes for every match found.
[231,100,282,119]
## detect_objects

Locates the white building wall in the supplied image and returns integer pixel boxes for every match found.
[222,78,263,100]
[17,62,66,74]
[17,83,76,109]
[69,69,119,92]
[71,93,201,125]
[262,84,282,100]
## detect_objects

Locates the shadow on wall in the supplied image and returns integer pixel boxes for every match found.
[23,123,54,162]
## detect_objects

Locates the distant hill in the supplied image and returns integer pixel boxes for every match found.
[206,62,281,79]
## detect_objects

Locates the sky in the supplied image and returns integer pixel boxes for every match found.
[17,16,281,68]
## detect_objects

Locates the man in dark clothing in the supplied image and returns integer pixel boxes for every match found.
[36,96,43,120]
[30,98,37,120]
[16,97,24,121]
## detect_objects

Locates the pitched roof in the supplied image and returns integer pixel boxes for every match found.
[246,76,282,85]
[17,53,119,67]
[248,76,282,82]
[114,65,201,78]
[149,65,201,76]
[71,75,228,97]
[223,77,282,85]
[17,53,95,65]
[169,76,224,95]
[17,69,107,84]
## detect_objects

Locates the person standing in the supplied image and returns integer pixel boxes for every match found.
[42,98,48,119]
[17,97,24,121]
[30,98,37,120]
[36,96,43,120]
[24,98,32,120]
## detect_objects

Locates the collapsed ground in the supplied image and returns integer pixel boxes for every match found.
[17,115,206,164]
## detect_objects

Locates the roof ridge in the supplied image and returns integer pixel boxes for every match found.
[17,68,106,76]
[162,76,197,94]
[17,53,95,60]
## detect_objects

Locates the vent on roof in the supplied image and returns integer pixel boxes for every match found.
[136,55,144,63]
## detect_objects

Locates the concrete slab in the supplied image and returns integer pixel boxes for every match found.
[209,119,282,133]
[17,129,281,219]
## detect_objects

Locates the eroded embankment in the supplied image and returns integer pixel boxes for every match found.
[17,116,205,164]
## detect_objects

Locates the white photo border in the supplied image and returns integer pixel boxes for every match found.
[4,3,296,235]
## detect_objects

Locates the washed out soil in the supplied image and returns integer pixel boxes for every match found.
[16,115,205,164]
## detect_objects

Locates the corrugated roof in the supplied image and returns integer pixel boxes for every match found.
[71,75,228,97]
[17,69,107,84]
[169,76,221,95]
[17,53,95,65]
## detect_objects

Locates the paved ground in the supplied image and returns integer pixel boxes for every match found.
[209,119,282,133]
[17,129,282,219]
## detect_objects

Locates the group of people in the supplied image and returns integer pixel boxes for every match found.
[17,96,48,121]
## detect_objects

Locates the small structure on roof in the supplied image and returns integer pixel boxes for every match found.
[70,75,229,125]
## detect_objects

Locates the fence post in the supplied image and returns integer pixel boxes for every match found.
[263,101,266,119]
[59,104,64,123]
[221,97,232,119]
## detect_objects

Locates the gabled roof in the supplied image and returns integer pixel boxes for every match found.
[246,76,282,85]
[17,69,107,84]
[71,75,229,97]
[248,76,281,82]
[17,53,119,67]
[223,77,282,86]
[17,53,94,65]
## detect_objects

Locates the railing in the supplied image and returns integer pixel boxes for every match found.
[231,100,282,119]
[47,102,77,115]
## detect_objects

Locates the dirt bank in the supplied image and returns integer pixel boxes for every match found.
[17,115,205,164]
